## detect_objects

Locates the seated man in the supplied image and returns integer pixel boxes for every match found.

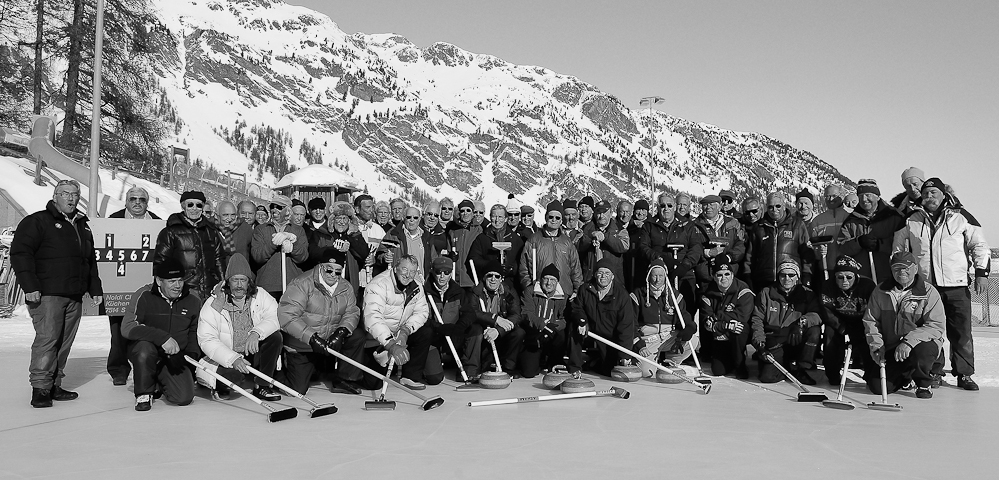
[820,255,877,385]
[568,258,636,377]
[750,261,822,385]
[862,252,944,399]
[699,255,755,378]
[423,257,467,385]
[460,260,526,375]
[519,264,569,378]
[197,254,283,401]
[279,250,366,395]
[630,258,696,377]
[363,255,431,389]
[121,257,202,411]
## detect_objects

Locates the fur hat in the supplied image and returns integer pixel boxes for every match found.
[308,197,326,211]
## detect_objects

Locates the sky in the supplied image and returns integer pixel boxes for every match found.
[292,0,998,243]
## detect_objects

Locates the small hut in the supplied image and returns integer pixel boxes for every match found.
[273,164,362,208]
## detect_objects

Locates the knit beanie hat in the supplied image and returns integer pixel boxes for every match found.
[833,255,862,275]
[226,253,254,280]
[545,200,564,217]
[540,263,560,280]
[795,188,813,202]
[154,257,186,280]
[506,194,523,213]
[457,199,474,210]
[778,260,801,278]
[634,199,650,211]
[562,199,578,210]
[921,177,946,193]
[594,258,616,275]
[579,196,595,209]
[856,179,880,196]
[901,167,925,182]
[711,254,734,274]
[307,197,326,211]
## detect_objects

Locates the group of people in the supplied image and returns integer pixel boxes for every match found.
[10,164,990,411]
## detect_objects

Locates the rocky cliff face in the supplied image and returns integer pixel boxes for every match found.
[150,0,851,206]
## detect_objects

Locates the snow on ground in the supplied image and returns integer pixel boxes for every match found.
[1,315,998,479]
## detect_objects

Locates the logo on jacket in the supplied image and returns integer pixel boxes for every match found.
[55,223,62,229]
[180,309,189,315]
[782,231,792,238]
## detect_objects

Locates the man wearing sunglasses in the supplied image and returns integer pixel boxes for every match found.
[439,198,455,226]
[460,259,525,376]
[470,204,525,293]
[106,187,160,385]
[838,179,901,282]
[579,200,629,283]
[637,193,705,316]
[12,179,104,407]
[517,204,538,241]
[250,194,308,301]
[719,189,741,220]
[445,199,482,289]
[153,190,224,300]
[518,200,583,298]
[420,200,449,259]
[699,255,754,378]
[819,255,877,386]
[379,207,437,282]
[750,261,822,385]
[744,193,813,292]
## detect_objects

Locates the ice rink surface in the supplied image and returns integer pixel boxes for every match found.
[2,316,998,479]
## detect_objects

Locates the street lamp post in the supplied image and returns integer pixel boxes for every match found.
[639,96,665,198]
[87,0,106,216]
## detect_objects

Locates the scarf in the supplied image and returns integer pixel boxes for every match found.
[219,219,242,256]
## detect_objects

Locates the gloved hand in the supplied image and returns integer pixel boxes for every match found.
[282,240,293,253]
[668,339,685,355]
[857,234,880,251]
[726,320,744,334]
[577,322,589,337]
[395,329,410,351]
[387,340,410,365]
[703,316,717,333]
[789,322,803,346]
[309,333,330,356]
[535,326,556,350]
[752,338,767,353]
[326,327,350,352]
[283,232,298,244]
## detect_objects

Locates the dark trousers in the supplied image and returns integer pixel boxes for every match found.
[357,324,434,389]
[710,328,749,377]
[430,328,472,383]
[28,296,82,389]
[568,328,624,376]
[481,325,526,373]
[759,325,821,383]
[866,342,939,393]
[281,328,367,394]
[518,325,567,378]
[823,320,875,382]
[107,315,131,380]
[128,341,194,405]
[214,332,282,387]
[933,286,975,376]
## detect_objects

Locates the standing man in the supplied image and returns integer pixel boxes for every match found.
[892,167,925,216]
[237,200,257,227]
[637,193,705,314]
[469,204,524,292]
[838,179,902,281]
[154,190,225,299]
[808,184,850,283]
[518,204,538,241]
[106,186,159,386]
[577,196,595,226]
[795,189,816,224]
[719,189,741,219]
[439,198,455,227]
[375,201,393,232]
[380,207,438,282]
[562,199,584,245]
[290,200,308,229]
[744,193,813,292]
[216,201,252,268]
[579,200,629,282]
[675,193,692,221]
[892,177,990,390]
[693,194,746,288]
[307,197,327,232]
[12,179,103,407]
[627,199,650,290]
[121,257,200,411]
[447,200,482,289]
[254,205,269,226]
[390,198,408,226]
[518,201,583,297]
[251,195,309,301]
[353,194,386,289]
[472,200,488,228]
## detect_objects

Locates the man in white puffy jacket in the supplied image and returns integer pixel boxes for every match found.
[363,255,431,389]
[197,254,283,401]
[893,177,990,391]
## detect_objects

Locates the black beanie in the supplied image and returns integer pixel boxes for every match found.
[308,197,326,210]
[180,191,206,203]
[540,263,560,279]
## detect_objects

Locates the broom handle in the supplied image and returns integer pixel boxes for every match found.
[489,338,503,373]
[469,259,479,285]
[531,246,537,282]
[665,279,703,373]
[184,356,272,410]
[324,345,434,403]
[869,252,878,284]
[380,358,395,400]
[880,363,889,405]
[762,351,809,393]
[836,344,852,401]
[428,293,469,382]
[587,331,701,387]
[469,389,616,407]
[281,251,287,293]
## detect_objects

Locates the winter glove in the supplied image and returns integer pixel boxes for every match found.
[857,234,880,252]
[667,338,685,355]
[387,340,410,365]
[703,316,717,333]
[752,338,767,353]
[789,322,803,346]
[726,320,744,334]
[326,327,350,352]
[677,328,694,344]
[309,333,330,356]
[283,233,298,244]
[535,326,557,350]
[271,232,289,246]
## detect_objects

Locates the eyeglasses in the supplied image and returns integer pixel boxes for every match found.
[424,212,439,218]
[269,204,286,210]
[473,211,484,215]
[744,209,759,214]
[334,215,349,221]
[778,273,798,278]
[56,191,81,199]
[767,205,783,210]
[547,215,562,220]
[834,273,856,280]
[484,273,503,279]
[405,215,420,220]
[128,197,148,203]
[185,202,204,208]
[441,206,453,211]
[722,199,734,204]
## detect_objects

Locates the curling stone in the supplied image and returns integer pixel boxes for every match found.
[610,364,643,382]
[560,376,596,393]
[479,371,512,389]
[656,365,699,384]
[543,370,572,389]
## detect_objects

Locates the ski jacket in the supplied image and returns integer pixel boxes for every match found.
[820,276,877,334]
[862,275,945,354]
[251,222,309,294]
[750,284,821,346]
[445,221,482,288]
[362,269,429,347]
[469,224,525,280]
[745,214,814,288]
[699,277,755,336]
[154,212,225,298]
[838,200,903,281]
[578,219,630,282]
[521,280,568,332]
[568,279,635,350]
[10,201,103,298]
[638,215,705,283]
[425,279,465,337]
[518,228,583,296]
[892,200,990,287]
[198,285,280,367]
[692,213,746,283]
[459,283,523,333]
[279,267,360,352]
[121,282,201,355]
[306,225,368,298]
[808,207,850,272]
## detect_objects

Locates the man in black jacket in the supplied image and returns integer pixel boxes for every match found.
[154,190,224,299]
[12,179,103,408]
[122,257,202,411]
[568,258,636,376]
[106,186,161,386]
[637,193,705,315]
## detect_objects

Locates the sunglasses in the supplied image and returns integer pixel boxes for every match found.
[778,273,798,278]
[459,208,472,213]
[424,212,440,218]
[744,209,759,214]
[128,197,148,203]
[659,203,674,208]
[323,267,343,275]
[834,274,856,280]
[441,206,454,211]
[547,215,562,220]
[767,205,784,210]
[722,198,734,203]
[484,273,503,279]
[405,215,420,220]
[185,202,204,208]
[269,203,286,210]
[509,212,521,217]
[473,210,484,214]
[434,270,451,276]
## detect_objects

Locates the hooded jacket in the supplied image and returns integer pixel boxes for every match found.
[891,196,990,288]
[838,200,903,281]
[521,279,568,332]
[518,227,583,296]
[153,212,225,297]
[198,284,280,367]
[862,274,945,354]
[750,284,821,346]
[11,200,103,299]
[745,213,814,287]
[630,259,695,346]
[279,266,360,352]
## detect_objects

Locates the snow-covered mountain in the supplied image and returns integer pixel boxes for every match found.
[124,0,853,206]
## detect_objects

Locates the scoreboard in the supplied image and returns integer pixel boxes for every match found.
[82,218,165,316]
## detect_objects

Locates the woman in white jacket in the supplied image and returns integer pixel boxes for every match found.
[197,254,283,401]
